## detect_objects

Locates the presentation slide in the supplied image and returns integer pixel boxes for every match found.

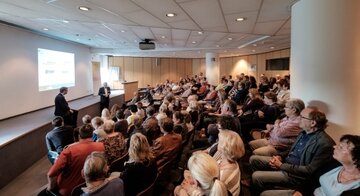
[38,48,75,91]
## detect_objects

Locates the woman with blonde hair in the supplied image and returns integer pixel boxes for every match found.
[120,133,157,196]
[101,108,111,121]
[214,130,245,196]
[175,152,228,196]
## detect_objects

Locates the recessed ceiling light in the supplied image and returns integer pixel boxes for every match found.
[63,20,69,23]
[192,41,197,44]
[166,13,176,17]
[253,44,257,47]
[43,28,49,31]
[79,6,90,11]
[198,31,203,35]
[161,35,166,39]
[228,37,233,41]
[270,46,275,49]
[120,30,126,33]
[236,17,246,22]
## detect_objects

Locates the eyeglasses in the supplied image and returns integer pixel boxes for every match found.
[300,115,312,120]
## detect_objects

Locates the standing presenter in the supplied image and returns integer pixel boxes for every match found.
[98,82,111,114]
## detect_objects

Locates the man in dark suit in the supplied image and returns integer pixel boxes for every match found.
[54,87,77,127]
[98,82,111,114]
[45,116,74,164]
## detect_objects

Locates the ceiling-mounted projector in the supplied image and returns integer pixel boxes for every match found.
[139,39,155,50]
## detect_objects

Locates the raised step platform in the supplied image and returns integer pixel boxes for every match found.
[0,90,124,188]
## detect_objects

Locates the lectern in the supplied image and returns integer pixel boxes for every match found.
[122,81,138,102]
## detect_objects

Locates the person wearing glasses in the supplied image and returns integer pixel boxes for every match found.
[248,99,304,156]
[247,107,335,195]
[260,134,360,196]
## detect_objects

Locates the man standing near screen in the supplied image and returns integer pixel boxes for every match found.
[54,87,77,127]
[98,82,111,114]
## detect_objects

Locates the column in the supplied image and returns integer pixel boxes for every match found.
[205,52,220,85]
[291,0,360,141]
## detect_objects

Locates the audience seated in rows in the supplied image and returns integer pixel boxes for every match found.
[46,124,105,196]
[261,134,360,196]
[248,108,335,195]
[174,152,228,196]
[142,106,161,146]
[82,152,124,195]
[91,116,106,141]
[212,130,245,195]
[98,120,127,165]
[120,133,158,196]
[240,92,281,138]
[46,116,74,164]
[248,98,304,156]
[152,117,182,171]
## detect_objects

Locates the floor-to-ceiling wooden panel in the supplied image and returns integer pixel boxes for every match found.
[133,57,143,87]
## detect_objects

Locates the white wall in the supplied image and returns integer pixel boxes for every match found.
[0,23,93,120]
[291,0,360,142]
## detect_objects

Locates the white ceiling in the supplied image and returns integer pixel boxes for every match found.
[0,0,298,58]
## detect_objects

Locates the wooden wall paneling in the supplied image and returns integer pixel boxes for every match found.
[185,59,193,77]
[248,55,257,76]
[219,57,232,78]
[133,57,143,88]
[233,56,249,76]
[151,58,161,86]
[176,58,185,80]
[160,58,170,83]
[200,58,206,75]
[113,57,124,81]
[169,58,177,81]
[192,58,201,76]
[143,58,152,87]
[272,50,282,58]
[281,49,290,57]
[219,58,227,78]
[124,57,134,82]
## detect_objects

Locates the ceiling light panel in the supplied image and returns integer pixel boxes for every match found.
[225,11,257,33]
[132,0,189,22]
[151,27,171,40]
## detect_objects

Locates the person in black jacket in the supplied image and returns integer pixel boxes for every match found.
[98,82,111,114]
[54,87,77,127]
[121,133,157,196]
[45,116,74,164]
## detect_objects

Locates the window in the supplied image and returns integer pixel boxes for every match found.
[266,57,290,70]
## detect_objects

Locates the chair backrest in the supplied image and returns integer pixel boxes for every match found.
[109,153,129,173]
[71,182,86,196]
[136,173,159,196]
[157,160,173,182]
